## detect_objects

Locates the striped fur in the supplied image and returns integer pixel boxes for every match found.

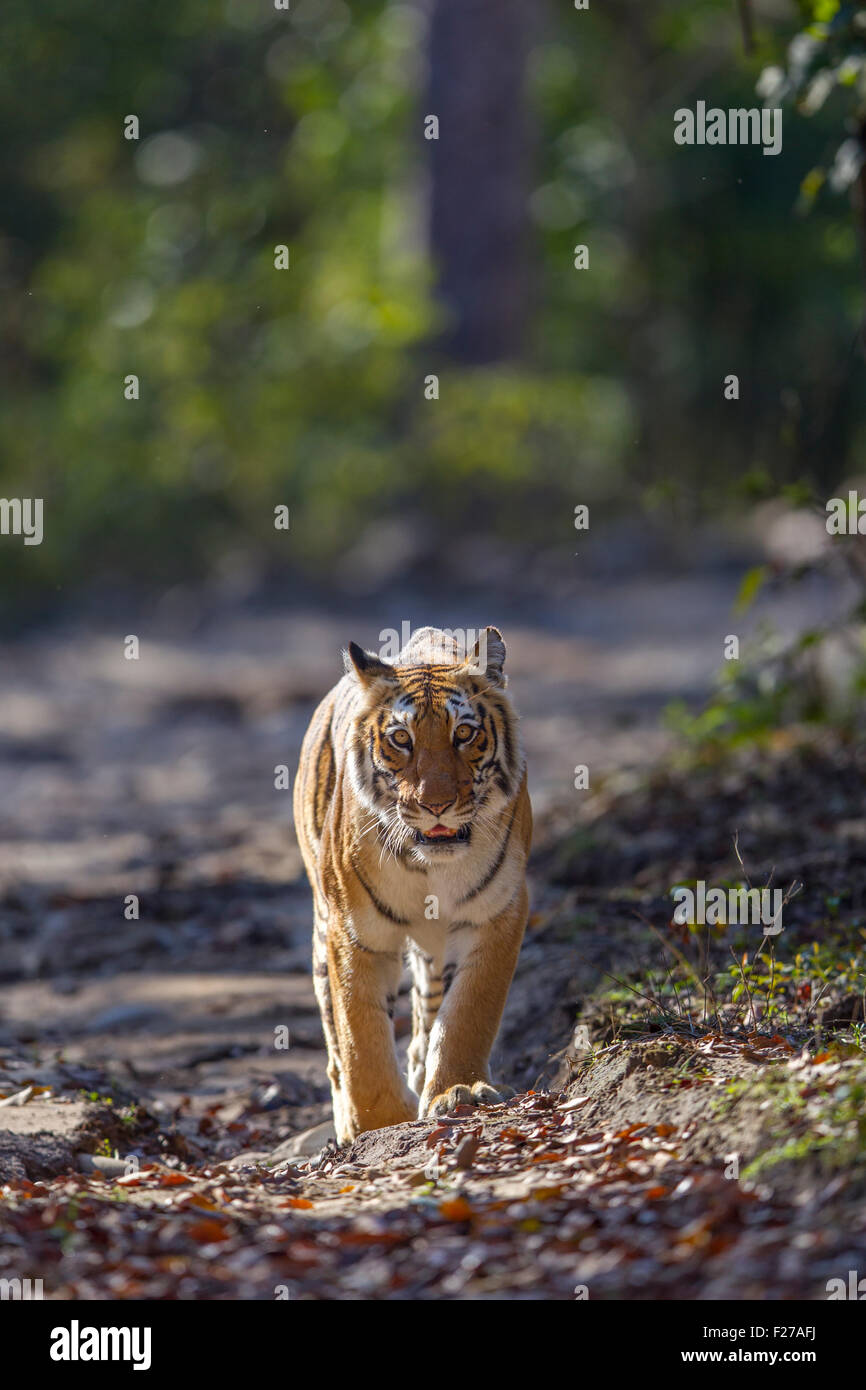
[293,626,532,1143]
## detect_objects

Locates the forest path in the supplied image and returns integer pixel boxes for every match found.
[0,568,843,1141]
[0,569,861,1298]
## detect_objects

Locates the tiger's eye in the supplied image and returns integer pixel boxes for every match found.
[454,723,476,743]
[390,728,411,747]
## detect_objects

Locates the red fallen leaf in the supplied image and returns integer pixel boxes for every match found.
[796,983,811,1002]
[654,1123,676,1138]
[187,1219,230,1244]
[530,1152,565,1163]
[115,1167,158,1186]
[6,1179,49,1198]
[426,1126,452,1148]
[646,1185,668,1199]
[157,1172,193,1188]
[707,1235,737,1256]
[176,1192,219,1211]
[438,1197,473,1221]
[281,1197,314,1209]
[334,1231,406,1248]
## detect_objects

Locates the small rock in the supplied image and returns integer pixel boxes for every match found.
[269,1121,336,1161]
[222,1150,272,1170]
[76,1154,132,1178]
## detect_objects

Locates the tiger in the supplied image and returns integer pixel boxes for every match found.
[293,625,532,1145]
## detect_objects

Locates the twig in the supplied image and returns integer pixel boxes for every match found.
[804,976,832,1023]
[733,829,753,889]
[730,946,756,1030]
[635,911,703,1030]
[601,971,679,1023]
[752,878,803,962]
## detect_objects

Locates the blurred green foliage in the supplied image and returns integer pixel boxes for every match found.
[665,536,866,752]
[0,0,865,603]
[772,0,866,210]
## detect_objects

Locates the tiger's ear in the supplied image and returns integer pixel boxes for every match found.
[344,641,395,686]
[463,626,507,687]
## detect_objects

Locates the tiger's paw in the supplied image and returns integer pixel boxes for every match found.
[423,1079,515,1118]
[338,1088,419,1143]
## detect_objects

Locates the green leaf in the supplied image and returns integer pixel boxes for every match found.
[735,566,768,615]
[813,0,841,22]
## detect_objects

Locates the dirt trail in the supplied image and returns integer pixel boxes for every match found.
[1,572,863,1298]
[2,576,734,1120]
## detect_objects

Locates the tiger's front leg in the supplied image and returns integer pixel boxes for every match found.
[327,928,417,1143]
[419,886,528,1119]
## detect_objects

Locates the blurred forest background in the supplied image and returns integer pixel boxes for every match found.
[1,0,865,618]
[3,3,866,1301]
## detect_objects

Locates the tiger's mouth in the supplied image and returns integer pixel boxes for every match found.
[412,823,472,847]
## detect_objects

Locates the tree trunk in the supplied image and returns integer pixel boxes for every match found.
[426,0,532,364]
[854,119,866,360]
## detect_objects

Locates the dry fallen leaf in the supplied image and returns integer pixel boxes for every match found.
[453,1130,482,1169]
[186,1219,231,1244]
[438,1197,473,1222]
[560,1095,591,1112]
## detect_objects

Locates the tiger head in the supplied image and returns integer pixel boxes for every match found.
[344,626,522,860]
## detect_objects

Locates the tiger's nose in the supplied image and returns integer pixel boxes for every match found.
[419,797,455,817]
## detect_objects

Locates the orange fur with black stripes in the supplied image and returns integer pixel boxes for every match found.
[293,626,532,1143]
